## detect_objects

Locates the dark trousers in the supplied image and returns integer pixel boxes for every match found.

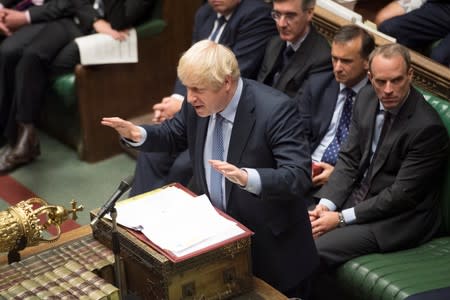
[129,149,193,196]
[312,225,380,299]
[315,224,380,268]
[378,2,450,66]
[0,19,83,142]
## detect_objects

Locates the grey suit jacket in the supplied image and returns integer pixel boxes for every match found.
[257,25,332,97]
[137,79,318,292]
[317,86,449,251]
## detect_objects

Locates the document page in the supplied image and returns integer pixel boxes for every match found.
[111,186,245,258]
[75,28,138,65]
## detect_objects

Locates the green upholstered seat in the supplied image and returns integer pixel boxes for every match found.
[335,88,450,300]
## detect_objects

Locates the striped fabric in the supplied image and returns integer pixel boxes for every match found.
[0,236,116,299]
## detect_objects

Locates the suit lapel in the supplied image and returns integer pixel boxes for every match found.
[225,82,256,207]
[264,39,284,82]
[196,116,211,195]
[359,92,380,176]
[199,12,216,39]
[317,81,340,142]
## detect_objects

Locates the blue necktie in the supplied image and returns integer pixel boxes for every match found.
[210,114,225,210]
[322,88,355,166]
[210,16,227,42]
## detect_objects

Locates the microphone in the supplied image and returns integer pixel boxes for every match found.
[91,175,134,226]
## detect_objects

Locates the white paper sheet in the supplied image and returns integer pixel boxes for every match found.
[75,28,138,65]
[110,187,245,258]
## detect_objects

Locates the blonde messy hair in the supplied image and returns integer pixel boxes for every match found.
[177,40,240,91]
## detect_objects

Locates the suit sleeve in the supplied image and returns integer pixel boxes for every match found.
[28,0,75,23]
[106,0,154,30]
[257,99,312,202]
[355,122,449,223]
[0,0,19,8]
[138,100,189,154]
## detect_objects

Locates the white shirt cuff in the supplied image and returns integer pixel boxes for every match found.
[25,11,31,24]
[242,168,261,195]
[342,208,356,224]
[170,93,185,101]
[318,198,337,211]
[122,126,147,147]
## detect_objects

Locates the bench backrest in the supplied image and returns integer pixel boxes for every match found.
[421,89,450,234]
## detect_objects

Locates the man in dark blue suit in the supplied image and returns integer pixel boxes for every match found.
[130,0,277,196]
[102,40,318,299]
[296,25,375,206]
[378,0,450,66]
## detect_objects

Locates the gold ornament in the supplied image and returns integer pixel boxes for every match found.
[0,198,83,253]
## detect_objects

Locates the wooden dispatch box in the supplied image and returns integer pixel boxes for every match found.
[90,210,253,300]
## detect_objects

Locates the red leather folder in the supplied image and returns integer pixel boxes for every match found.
[120,183,253,263]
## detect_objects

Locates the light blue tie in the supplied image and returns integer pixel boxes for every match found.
[322,88,355,165]
[210,114,225,210]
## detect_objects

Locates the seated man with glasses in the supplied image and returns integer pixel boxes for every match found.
[257,0,332,98]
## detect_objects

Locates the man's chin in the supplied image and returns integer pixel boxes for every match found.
[194,108,209,117]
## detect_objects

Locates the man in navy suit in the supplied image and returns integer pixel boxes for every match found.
[130,0,277,196]
[296,25,375,206]
[102,40,318,299]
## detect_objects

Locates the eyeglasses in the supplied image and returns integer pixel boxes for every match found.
[271,10,298,23]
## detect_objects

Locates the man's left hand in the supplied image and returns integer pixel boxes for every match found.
[209,160,248,187]
[312,161,334,186]
[311,211,340,239]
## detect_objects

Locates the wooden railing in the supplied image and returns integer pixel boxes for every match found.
[312,6,450,101]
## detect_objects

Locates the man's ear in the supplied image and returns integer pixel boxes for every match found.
[367,70,373,81]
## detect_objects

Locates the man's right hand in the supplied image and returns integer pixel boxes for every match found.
[0,21,11,36]
[101,117,142,143]
[0,10,12,36]
[2,9,27,31]
[152,96,182,124]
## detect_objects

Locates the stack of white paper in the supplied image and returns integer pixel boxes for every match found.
[75,28,138,65]
[111,186,245,258]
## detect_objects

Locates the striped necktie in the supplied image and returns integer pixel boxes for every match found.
[210,114,225,210]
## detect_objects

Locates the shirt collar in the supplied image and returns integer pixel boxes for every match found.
[287,26,310,52]
[216,12,233,21]
[214,77,243,124]
[340,76,368,95]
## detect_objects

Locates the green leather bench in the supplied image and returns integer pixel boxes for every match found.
[334,88,450,300]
